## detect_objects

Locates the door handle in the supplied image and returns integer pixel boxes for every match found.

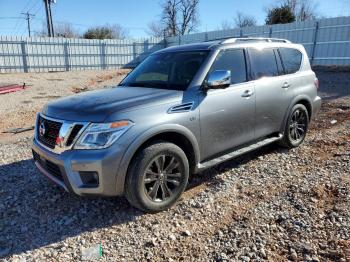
[241,90,254,97]
[282,82,290,89]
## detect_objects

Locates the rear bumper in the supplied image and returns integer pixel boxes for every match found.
[312,96,322,119]
[32,138,126,196]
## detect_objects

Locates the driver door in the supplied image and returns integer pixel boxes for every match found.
[199,49,255,160]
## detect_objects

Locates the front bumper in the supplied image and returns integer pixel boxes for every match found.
[32,138,125,196]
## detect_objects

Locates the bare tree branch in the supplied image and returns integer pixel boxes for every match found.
[162,0,179,36]
[219,20,233,30]
[147,21,166,37]
[279,0,319,21]
[149,0,200,37]
[234,12,257,28]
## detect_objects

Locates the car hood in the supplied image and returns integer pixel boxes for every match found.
[42,86,182,122]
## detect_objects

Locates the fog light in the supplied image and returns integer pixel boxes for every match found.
[79,171,99,187]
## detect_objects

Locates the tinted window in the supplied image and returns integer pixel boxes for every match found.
[249,48,279,79]
[279,48,302,74]
[120,51,208,91]
[209,49,247,84]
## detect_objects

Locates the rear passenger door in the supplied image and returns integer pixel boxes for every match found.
[199,49,255,160]
[248,47,293,139]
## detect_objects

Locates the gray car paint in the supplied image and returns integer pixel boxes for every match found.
[32,40,322,196]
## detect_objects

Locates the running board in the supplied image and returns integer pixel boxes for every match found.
[197,134,283,170]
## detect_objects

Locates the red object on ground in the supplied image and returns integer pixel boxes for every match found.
[0,84,26,94]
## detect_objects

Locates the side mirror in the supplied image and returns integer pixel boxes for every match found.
[204,70,231,89]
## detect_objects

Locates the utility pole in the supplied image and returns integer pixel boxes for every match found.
[21,12,35,37]
[44,0,54,37]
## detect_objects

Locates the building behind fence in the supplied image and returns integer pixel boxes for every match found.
[1,16,349,73]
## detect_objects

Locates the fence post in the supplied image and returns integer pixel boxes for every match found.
[20,40,28,73]
[240,28,243,37]
[163,36,167,48]
[178,35,181,45]
[269,26,272,37]
[311,21,319,65]
[144,39,149,53]
[205,32,208,41]
[132,42,138,66]
[64,41,70,71]
[100,41,106,70]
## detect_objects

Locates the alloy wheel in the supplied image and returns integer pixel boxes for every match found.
[289,109,307,142]
[143,154,183,202]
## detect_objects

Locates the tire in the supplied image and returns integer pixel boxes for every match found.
[279,104,309,148]
[125,141,189,212]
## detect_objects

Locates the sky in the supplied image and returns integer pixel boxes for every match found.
[0,0,349,38]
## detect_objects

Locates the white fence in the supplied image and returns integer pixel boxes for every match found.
[0,16,350,73]
[0,37,165,73]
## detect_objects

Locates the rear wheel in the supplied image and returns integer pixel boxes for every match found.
[279,104,309,148]
[125,141,189,212]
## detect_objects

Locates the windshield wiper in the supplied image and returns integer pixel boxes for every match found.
[123,82,166,88]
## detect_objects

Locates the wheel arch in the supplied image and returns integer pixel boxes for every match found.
[281,95,312,132]
[115,124,200,195]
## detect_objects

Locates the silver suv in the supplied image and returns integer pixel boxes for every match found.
[32,37,321,212]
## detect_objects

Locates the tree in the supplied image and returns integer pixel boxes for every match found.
[177,0,200,35]
[147,0,200,37]
[234,12,257,28]
[83,24,128,39]
[147,21,166,37]
[55,23,79,38]
[280,0,318,21]
[265,5,296,25]
[162,0,179,36]
[219,20,233,30]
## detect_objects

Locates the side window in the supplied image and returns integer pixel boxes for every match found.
[249,48,279,79]
[279,48,302,74]
[209,49,247,84]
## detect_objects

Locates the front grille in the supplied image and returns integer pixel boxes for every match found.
[37,115,62,149]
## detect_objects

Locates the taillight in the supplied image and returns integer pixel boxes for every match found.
[314,77,319,90]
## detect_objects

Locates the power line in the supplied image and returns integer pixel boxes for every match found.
[0,17,22,19]
[28,0,41,13]
[12,0,36,35]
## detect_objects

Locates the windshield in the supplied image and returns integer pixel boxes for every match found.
[119,51,209,91]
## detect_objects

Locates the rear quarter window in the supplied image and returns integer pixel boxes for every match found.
[279,48,302,74]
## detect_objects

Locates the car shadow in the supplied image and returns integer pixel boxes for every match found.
[0,142,287,258]
[0,158,143,258]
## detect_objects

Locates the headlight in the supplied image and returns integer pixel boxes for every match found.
[74,120,134,149]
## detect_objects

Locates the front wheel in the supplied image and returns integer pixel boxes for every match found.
[279,104,309,148]
[125,141,189,212]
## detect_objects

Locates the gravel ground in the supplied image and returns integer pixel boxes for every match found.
[0,68,349,261]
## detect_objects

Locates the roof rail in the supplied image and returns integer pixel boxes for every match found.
[220,37,291,44]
